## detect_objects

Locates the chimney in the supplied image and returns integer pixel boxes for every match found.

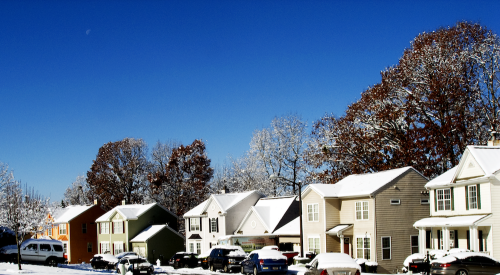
[122,199,126,205]
[488,131,500,146]
[220,185,229,194]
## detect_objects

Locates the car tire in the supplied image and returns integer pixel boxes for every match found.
[46,257,58,267]
[456,270,468,275]
[253,266,258,275]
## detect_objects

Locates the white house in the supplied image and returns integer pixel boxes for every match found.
[183,190,265,254]
[414,145,500,257]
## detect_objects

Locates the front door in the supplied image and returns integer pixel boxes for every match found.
[343,238,350,255]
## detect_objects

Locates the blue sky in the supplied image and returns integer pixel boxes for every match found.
[1,0,499,202]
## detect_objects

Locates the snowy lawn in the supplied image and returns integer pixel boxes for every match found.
[0,262,405,275]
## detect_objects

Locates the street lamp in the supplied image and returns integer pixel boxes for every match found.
[269,175,304,257]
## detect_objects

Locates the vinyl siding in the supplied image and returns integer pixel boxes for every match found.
[302,190,326,253]
[238,211,268,234]
[340,198,375,261]
[430,182,491,217]
[488,177,500,258]
[375,170,429,274]
[456,153,485,180]
[325,198,340,230]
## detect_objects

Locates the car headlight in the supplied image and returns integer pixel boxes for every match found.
[229,259,235,264]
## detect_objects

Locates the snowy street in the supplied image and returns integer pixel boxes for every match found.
[0,262,393,275]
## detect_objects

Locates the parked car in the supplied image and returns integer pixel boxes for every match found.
[117,255,154,275]
[90,254,118,269]
[1,239,65,267]
[208,246,247,272]
[198,249,214,269]
[113,252,138,270]
[241,250,288,275]
[261,246,279,251]
[430,252,500,275]
[304,253,360,275]
[168,252,199,269]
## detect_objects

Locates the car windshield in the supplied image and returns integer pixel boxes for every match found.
[129,258,147,264]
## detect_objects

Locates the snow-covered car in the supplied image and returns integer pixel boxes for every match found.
[241,250,288,275]
[304,253,360,275]
[90,253,118,269]
[117,255,154,274]
[430,252,500,275]
[1,239,65,267]
[208,245,247,272]
[261,246,279,251]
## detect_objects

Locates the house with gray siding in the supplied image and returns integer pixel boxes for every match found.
[414,143,500,258]
[302,167,429,274]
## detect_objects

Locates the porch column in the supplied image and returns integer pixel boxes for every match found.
[442,227,450,251]
[418,228,426,254]
[340,235,344,254]
[469,226,478,252]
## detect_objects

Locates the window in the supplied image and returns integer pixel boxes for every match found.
[308,237,320,254]
[421,199,430,205]
[411,235,419,254]
[189,243,194,253]
[82,223,87,234]
[307,204,319,222]
[210,218,217,232]
[190,218,200,231]
[437,189,451,211]
[48,227,52,236]
[63,243,67,254]
[24,243,38,251]
[356,201,369,220]
[381,237,391,260]
[468,185,478,209]
[189,241,202,254]
[113,221,123,234]
[196,242,201,254]
[390,199,401,205]
[100,223,110,234]
[40,244,51,252]
[59,224,67,235]
[114,242,124,254]
[100,242,110,254]
[87,242,92,253]
[356,237,371,260]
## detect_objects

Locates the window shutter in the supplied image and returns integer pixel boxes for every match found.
[123,221,125,234]
[477,184,481,209]
[467,230,470,250]
[465,186,469,210]
[451,187,454,211]
[112,222,114,234]
[209,219,211,233]
[200,217,202,231]
[100,243,102,254]
[434,190,437,212]
[216,217,219,233]
[454,230,458,248]
[479,230,484,251]
[113,243,115,255]
[99,223,101,234]
[189,218,191,232]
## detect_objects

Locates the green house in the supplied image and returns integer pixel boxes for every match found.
[95,202,183,262]
[130,224,185,264]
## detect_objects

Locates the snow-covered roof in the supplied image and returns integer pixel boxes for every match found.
[305,167,421,198]
[425,166,458,188]
[130,224,184,242]
[184,190,264,217]
[235,196,297,234]
[272,217,299,235]
[315,253,361,270]
[414,215,490,228]
[96,203,174,222]
[326,224,353,236]
[52,205,94,224]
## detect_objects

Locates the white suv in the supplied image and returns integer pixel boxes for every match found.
[2,239,65,266]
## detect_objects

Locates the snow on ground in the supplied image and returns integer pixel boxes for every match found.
[0,262,407,275]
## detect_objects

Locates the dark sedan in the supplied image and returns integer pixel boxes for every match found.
[430,252,500,275]
[90,254,118,270]
[168,252,199,269]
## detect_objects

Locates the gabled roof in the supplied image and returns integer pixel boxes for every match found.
[96,202,176,222]
[426,146,500,189]
[129,224,185,242]
[52,205,95,224]
[184,190,264,218]
[234,196,297,234]
[304,166,423,198]
[272,216,299,235]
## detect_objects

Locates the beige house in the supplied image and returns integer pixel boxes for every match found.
[302,167,429,273]
[414,144,500,257]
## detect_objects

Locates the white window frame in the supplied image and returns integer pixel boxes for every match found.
[307,204,319,222]
[114,241,124,255]
[468,185,478,210]
[308,236,320,254]
[381,236,391,260]
[355,201,369,220]
[356,236,371,260]
[437,188,451,211]
[59,224,67,235]
[210,218,217,232]
[101,222,110,234]
[390,199,401,205]
[190,218,200,231]
[113,221,123,234]
[420,199,430,205]
[100,242,110,254]
[411,235,419,254]
[188,241,202,254]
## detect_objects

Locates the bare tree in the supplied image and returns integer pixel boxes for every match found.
[63,175,92,206]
